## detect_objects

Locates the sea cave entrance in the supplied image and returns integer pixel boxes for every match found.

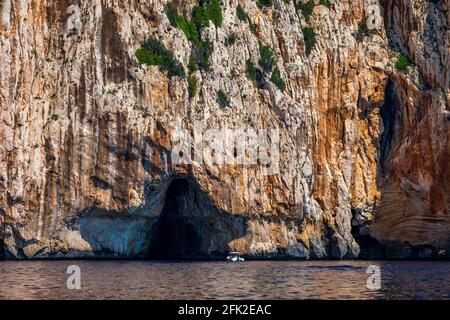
[148,177,244,260]
[149,179,203,259]
[149,178,223,260]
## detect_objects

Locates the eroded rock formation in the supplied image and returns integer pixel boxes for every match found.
[0,0,448,260]
[373,0,450,259]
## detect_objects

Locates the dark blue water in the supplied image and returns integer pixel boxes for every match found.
[1,260,449,300]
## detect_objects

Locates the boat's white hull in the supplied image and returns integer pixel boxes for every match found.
[226,257,245,262]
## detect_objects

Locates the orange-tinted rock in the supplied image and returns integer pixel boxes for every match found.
[0,0,448,260]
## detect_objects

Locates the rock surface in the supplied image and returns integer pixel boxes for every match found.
[0,0,448,259]
[373,0,450,258]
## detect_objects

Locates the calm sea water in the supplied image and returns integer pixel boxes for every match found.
[1,260,450,300]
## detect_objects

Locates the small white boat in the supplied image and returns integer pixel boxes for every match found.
[226,252,245,262]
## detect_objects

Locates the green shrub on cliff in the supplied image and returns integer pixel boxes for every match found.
[270,67,286,92]
[236,4,248,22]
[245,59,265,89]
[165,3,200,44]
[188,74,198,98]
[188,56,199,74]
[145,181,161,193]
[165,3,179,27]
[257,0,273,8]
[164,2,219,73]
[302,27,316,56]
[187,55,199,98]
[196,37,214,71]
[176,14,200,44]
[167,1,222,32]
[395,53,410,72]
[217,90,230,108]
[192,5,210,28]
[236,4,256,33]
[355,19,378,42]
[207,0,223,27]
[258,43,276,73]
[296,0,315,21]
[245,59,257,80]
[135,38,185,78]
[225,33,237,46]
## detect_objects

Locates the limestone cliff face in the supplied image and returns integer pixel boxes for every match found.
[0,0,448,260]
[373,0,450,258]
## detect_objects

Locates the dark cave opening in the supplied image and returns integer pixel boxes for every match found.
[379,79,399,172]
[147,177,246,260]
[350,211,386,260]
[352,232,386,260]
[148,179,205,259]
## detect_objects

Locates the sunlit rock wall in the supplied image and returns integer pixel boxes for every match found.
[0,0,448,260]
[372,0,450,259]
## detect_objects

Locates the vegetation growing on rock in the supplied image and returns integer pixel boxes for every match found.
[258,42,276,73]
[217,90,230,107]
[164,2,221,70]
[245,59,264,89]
[163,2,223,95]
[187,56,199,98]
[395,52,411,72]
[195,37,214,71]
[270,67,286,92]
[355,19,378,42]
[236,4,248,21]
[192,5,210,28]
[245,59,257,81]
[296,0,315,21]
[166,0,222,36]
[225,33,237,47]
[256,0,273,8]
[135,38,185,78]
[236,4,256,33]
[207,0,223,27]
[188,74,198,98]
[188,56,199,74]
[165,3,199,44]
[302,27,317,56]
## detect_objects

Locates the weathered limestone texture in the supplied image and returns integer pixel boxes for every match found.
[0,0,448,259]
[373,0,450,259]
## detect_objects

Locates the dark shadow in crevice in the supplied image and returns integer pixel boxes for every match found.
[351,224,386,260]
[379,79,400,173]
[352,78,399,260]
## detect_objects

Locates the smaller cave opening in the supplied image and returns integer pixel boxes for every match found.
[351,223,386,260]
[355,234,386,260]
[379,79,400,172]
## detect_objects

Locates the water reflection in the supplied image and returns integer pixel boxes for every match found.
[0,260,449,300]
